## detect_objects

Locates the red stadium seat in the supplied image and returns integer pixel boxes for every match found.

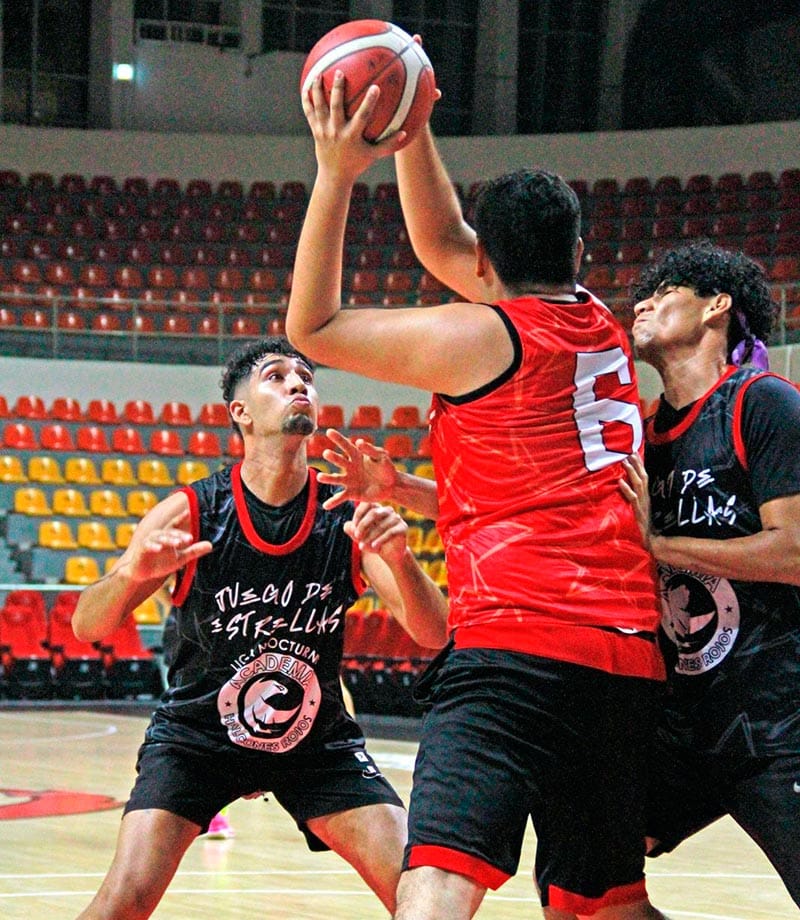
[160,401,193,426]
[49,396,84,421]
[111,426,147,454]
[150,429,184,456]
[187,430,222,457]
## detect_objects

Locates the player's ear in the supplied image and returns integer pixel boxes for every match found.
[574,237,585,275]
[229,398,249,428]
[705,291,733,326]
[475,238,489,278]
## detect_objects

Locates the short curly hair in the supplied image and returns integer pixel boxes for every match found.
[632,241,776,355]
[220,337,314,431]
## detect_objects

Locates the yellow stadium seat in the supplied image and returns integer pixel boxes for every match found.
[14,486,52,515]
[132,596,163,625]
[405,525,425,556]
[423,527,444,556]
[0,455,27,482]
[101,457,138,486]
[38,519,78,549]
[28,455,65,484]
[413,462,436,480]
[52,488,90,516]
[115,521,138,548]
[137,458,175,487]
[89,488,127,518]
[64,456,102,484]
[127,489,158,517]
[176,459,210,485]
[64,555,101,585]
[425,559,448,588]
[77,521,116,551]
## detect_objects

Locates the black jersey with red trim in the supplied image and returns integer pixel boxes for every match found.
[429,292,663,680]
[147,464,366,756]
[645,366,800,756]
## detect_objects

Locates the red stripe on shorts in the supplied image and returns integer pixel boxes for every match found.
[549,878,648,914]
[406,845,510,890]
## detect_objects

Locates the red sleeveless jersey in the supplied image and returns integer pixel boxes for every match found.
[430,293,664,679]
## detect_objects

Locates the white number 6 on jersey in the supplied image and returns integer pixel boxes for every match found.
[573,348,643,471]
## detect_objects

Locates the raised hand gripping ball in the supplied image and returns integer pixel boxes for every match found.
[300,20,436,148]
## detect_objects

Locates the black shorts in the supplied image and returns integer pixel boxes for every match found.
[404,646,662,914]
[124,738,403,850]
[646,734,800,906]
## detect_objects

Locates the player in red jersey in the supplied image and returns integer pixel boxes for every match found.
[286,71,668,918]
[621,242,800,907]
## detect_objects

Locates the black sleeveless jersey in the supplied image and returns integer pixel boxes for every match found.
[645,366,800,756]
[146,463,366,757]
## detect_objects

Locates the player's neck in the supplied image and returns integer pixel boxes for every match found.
[239,444,309,507]
[659,350,729,410]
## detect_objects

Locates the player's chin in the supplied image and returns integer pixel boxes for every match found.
[284,413,315,436]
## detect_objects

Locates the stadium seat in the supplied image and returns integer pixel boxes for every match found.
[159,401,193,426]
[382,433,414,459]
[137,458,175,486]
[4,422,38,449]
[123,399,155,425]
[0,454,27,483]
[47,592,105,700]
[176,459,210,484]
[28,455,65,483]
[0,594,51,698]
[196,402,229,427]
[52,488,90,516]
[149,429,184,456]
[40,424,76,452]
[317,404,345,429]
[89,488,128,518]
[14,486,52,515]
[76,425,112,453]
[111,427,147,454]
[64,555,101,585]
[187,429,221,457]
[64,456,102,485]
[127,489,158,517]
[349,405,383,429]
[225,432,244,458]
[162,314,193,334]
[86,398,119,424]
[115,521,138,548]
[13,394,48,419]
[388,405,425,428]
[101,458,137,486]
[77,520,116,551]
[38,519,78,549]
[102,615,163,700]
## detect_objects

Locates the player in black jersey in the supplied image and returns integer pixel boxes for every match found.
[71,337,449,920]
[621,242,800,906]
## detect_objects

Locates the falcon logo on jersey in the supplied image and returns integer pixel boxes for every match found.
[658,567,740,674]
[217,651,322,752]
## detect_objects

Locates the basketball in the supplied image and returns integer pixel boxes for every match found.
[300,20,436,148]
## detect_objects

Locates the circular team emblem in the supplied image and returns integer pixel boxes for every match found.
[217,651,321,752]
[659,569,740,675]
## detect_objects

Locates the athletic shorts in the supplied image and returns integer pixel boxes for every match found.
[646,734,800,906]
[124,738,403,850]
[403,646,663,915]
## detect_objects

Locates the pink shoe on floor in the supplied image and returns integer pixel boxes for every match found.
[203,812,235,839]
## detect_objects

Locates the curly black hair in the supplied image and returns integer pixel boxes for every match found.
[220,336,314,431]
[632,241,777,355]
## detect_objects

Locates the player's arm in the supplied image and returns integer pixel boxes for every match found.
[395,123,483,302]
[72,491,213,643]
[286,71,513,397]
[348,502,448,649]
[621,454,800,586]
[319,428,440,518]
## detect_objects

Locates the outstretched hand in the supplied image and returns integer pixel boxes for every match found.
[319,428,399,509]
[302,69,407,183]
[619,453,655,553]
[127,506,213,583]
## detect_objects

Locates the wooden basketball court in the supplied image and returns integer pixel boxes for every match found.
[0,707,795,918]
